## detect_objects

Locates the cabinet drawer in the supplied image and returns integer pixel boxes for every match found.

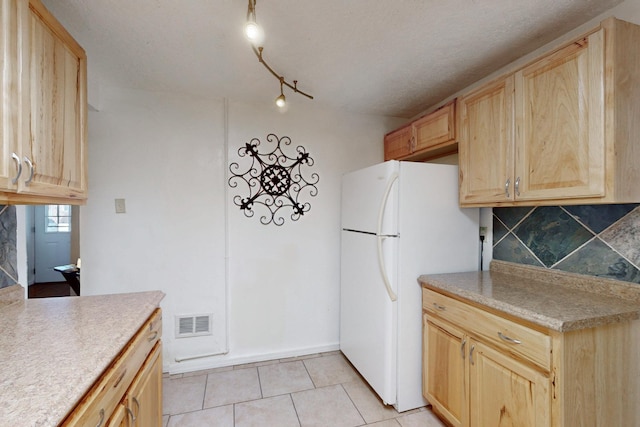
[423,289,550,370]
[62,309,162,426]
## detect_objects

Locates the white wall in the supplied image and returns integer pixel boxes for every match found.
[80,86,403,373]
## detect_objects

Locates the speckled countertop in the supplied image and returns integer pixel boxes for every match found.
[0,291,164,427]
[419,261,640,332]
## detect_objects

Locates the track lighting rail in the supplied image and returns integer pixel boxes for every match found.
[245,0,313,107]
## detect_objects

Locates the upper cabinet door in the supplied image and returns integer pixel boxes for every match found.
[0,0,27,192]
[458,76,515,204]
[22,0,87,200]
[514,29,605,201]
[384,125,413,161]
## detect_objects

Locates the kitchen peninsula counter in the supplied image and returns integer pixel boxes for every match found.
[419,260,640,332]
[0,290,164,426]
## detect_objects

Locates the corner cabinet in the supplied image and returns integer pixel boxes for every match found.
[384,101,457,161]
[459,18,640,207]
[423,287,640,427]
[0,0,87,205]
[61,309,163,427]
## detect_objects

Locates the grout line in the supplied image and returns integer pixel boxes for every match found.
[301,358,318,389]
[255,366,264,399]
[340,382,367,426]
[200,373,209,412]
[288,393,302,427]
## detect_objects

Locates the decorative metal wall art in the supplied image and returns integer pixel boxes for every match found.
[229,134,319,226]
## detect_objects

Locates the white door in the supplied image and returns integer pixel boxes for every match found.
[34,205,72,283]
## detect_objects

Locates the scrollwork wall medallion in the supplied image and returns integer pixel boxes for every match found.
[228,134,319,226]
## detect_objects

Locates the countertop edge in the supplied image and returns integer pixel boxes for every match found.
[419,264,640,332]
[421,278,640,332]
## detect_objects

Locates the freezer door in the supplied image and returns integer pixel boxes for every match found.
[341,161,399,235]
[340,229,398,406]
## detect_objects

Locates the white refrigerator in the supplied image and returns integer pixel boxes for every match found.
[340,160,479,412]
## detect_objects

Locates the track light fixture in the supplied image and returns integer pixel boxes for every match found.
[244,0,313,108]
[275,78,286,108]
[244,0,262,43]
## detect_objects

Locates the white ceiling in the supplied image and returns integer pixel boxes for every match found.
[42,0,623,118]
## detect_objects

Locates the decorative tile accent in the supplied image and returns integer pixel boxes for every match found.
[494,206,533,228]
[492,233,543,267]
[600,208,640,267]
[0,206,17,289]
[492,215,509,243]
[555,238,640,283]
[513,207,594,267]
[564,204,637,233]
[493,204,640,284]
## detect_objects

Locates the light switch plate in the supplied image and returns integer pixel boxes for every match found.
[115,198,126,214]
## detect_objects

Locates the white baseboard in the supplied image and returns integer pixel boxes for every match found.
[165,342,341,375]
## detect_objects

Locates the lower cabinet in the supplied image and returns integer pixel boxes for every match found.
[423,287,639,427]
[61,309,163,426]
[469,340,550,427]
[124,343,163,426]
[424,317,465,427]
[424,316,550,427]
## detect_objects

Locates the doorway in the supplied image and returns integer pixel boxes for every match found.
[26,205,80,297]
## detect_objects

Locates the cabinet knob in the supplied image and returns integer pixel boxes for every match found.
[469,345,475,365]
[505,178,511,198]
[461,339,467,359]
[515,177,521,196]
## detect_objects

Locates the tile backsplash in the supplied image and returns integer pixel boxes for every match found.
[493,204,640,283]
[0,206,18,289]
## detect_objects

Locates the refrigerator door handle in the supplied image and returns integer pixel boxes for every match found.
[376,172,399,302]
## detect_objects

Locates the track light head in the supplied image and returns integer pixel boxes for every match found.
[244,21,261,41]
[276,79,286,108]
[244,0,263,43]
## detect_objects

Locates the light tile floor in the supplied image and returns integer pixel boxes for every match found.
[163,351,446,427]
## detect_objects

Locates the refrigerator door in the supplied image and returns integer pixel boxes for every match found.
[395,162,479,412]
[341,160,399,235]
[340,229,398,406]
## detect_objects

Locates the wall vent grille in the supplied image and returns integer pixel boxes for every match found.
[175,314,212,338]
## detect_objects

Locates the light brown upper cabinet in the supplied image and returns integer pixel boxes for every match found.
[0,0,25,192]
[384,101,457,162]
[384,124,413,160]
[458,76,514,204]
[0,0,87,205]
[459,18,640,207]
